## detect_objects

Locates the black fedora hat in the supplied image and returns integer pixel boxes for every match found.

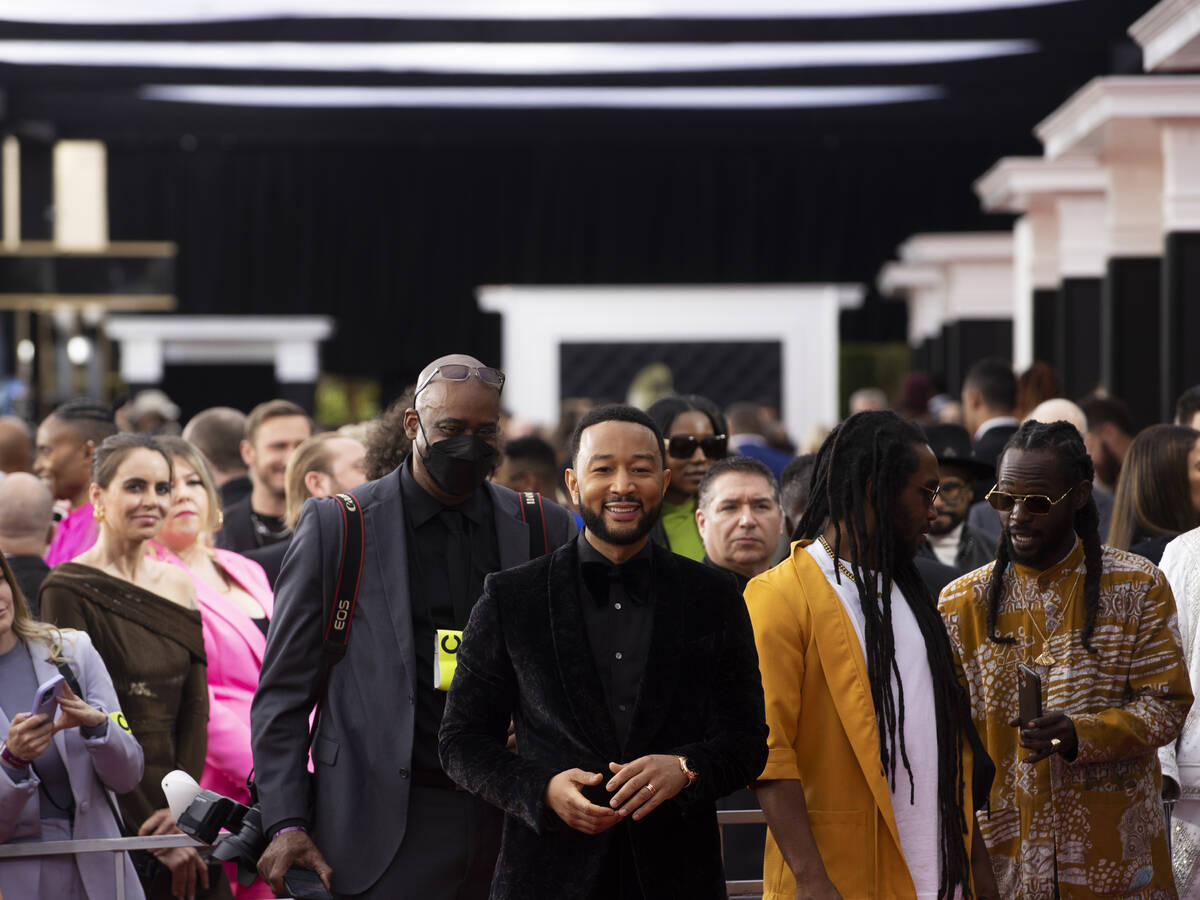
[922,424,994,480]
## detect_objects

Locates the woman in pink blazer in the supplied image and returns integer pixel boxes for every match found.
[149,437,274,900]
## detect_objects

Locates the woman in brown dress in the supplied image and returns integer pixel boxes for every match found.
[40,433,229,900]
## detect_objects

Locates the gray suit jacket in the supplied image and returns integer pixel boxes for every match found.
[250,468,574,896]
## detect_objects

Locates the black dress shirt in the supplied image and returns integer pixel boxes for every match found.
[576,534,654,751]
[400,459,499,774]
[701,555,750,592]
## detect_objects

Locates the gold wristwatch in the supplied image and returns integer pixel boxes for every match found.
[677,755,698,788]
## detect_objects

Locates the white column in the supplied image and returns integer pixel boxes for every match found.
[1056,193,1108,279]
[1162,122,1200,232]
[53,140,108,251]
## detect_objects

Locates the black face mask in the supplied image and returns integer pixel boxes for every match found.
[417,419,499,497]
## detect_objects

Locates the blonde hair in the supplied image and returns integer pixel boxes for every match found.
[1,552,70,664]
[285,433,342,531]
[157,436,223,535]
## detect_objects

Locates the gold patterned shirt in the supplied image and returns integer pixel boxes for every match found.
[939,540,1192,899]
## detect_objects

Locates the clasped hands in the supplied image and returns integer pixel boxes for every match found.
[1010,709,1078,765]
[545,754,690,834]
[4,683,107,762]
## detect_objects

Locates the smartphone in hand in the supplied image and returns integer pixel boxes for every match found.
[30,674,66,721]
[1018,663,1042,725]
[283,866,334,900]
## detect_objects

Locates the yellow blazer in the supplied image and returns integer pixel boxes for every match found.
[745,541,978,900]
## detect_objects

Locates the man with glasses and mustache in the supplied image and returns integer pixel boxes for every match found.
[252,354,575,900]
[939,420,1191,898]
[917,425,997,577]
[440,404,766,899]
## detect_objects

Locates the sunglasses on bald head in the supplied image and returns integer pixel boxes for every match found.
[414,364,506,398]
[985,485,1073,516]
[666,433,728,461]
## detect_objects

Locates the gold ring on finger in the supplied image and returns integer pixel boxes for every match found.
[645,783,655,794]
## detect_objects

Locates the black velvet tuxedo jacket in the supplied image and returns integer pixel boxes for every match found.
[439,539,768,900]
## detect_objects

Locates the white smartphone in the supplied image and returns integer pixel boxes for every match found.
[30,674,66,720]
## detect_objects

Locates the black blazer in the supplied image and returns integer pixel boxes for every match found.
[439,540,768,900]
[214,494,256,554]
[244,537,289,589]
[971,423,1018,471]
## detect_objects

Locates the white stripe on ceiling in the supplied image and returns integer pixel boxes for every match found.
[139,83,943,107]
[0,0,1081,24]
[0,40,1036,73]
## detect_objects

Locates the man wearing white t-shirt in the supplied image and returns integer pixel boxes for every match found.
[745,410,998,900]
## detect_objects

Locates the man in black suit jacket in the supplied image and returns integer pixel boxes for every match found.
[440,404,767,900]
[216,399,312,554]
[961,357,1019,471]
[252,355,575,899]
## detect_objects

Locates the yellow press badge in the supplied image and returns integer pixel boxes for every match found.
[434,629,463,691]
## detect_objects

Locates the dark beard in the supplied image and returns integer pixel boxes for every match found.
[578,495,662,546]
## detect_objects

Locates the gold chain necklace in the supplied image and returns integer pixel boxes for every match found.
[817,535,859,585]
[1024,569,1082,667]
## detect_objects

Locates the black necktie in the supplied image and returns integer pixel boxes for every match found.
[439,509,471,625]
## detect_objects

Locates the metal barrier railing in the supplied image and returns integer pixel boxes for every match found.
[0,833,201,899]
[718,807,766,898]
[0,811,768,899]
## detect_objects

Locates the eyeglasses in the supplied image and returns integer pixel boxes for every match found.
[414,364,506,398]
[985,485,1074,516]
[666,433,728,461]
[914,483,941,508]
[936,480,972,503]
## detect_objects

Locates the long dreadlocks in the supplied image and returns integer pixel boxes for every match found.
[984,419,1104,651]
[796,410,974,899]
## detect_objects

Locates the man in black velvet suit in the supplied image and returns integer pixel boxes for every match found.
[440,404,768,900]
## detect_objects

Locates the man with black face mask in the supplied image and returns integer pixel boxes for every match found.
[252,353,575,900]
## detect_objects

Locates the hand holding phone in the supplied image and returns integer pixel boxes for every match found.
[30,674,66,721]
[283,866,334,900]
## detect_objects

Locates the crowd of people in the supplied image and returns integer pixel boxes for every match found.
[0,351,1199,899]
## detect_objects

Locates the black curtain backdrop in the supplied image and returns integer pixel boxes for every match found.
[108,134,1012,399]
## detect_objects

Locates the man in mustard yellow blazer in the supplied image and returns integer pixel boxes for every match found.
[745,411,997,899]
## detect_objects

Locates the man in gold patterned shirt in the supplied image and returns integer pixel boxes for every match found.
[939,419,1192,898]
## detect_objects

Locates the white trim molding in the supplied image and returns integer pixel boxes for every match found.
[105,315,333,384]
[877,232,1013,344]
[477,283,861,437]
[1035,75,1200,160]
[1130,0,1200,72]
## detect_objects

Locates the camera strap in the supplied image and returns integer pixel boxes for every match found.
[246,490,364,809]
[518,491,549,558]
[312,491,366,736]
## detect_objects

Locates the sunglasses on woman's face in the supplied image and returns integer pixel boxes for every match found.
[666,434,728,461]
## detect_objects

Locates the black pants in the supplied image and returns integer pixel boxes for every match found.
[345,785,502,900]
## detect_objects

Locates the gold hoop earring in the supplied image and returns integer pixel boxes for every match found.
[92,505,105,523]
[216,510,225,529]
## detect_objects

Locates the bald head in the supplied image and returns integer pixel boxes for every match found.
[0,472,54,555]
[414,354,490,410]
[183,406,248,481]
[1024,398,1088,437]
[0,416,32,474]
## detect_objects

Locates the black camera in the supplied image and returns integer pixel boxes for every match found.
[175,789,268,886]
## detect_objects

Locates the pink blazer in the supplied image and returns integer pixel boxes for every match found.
[148,543,273,803]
